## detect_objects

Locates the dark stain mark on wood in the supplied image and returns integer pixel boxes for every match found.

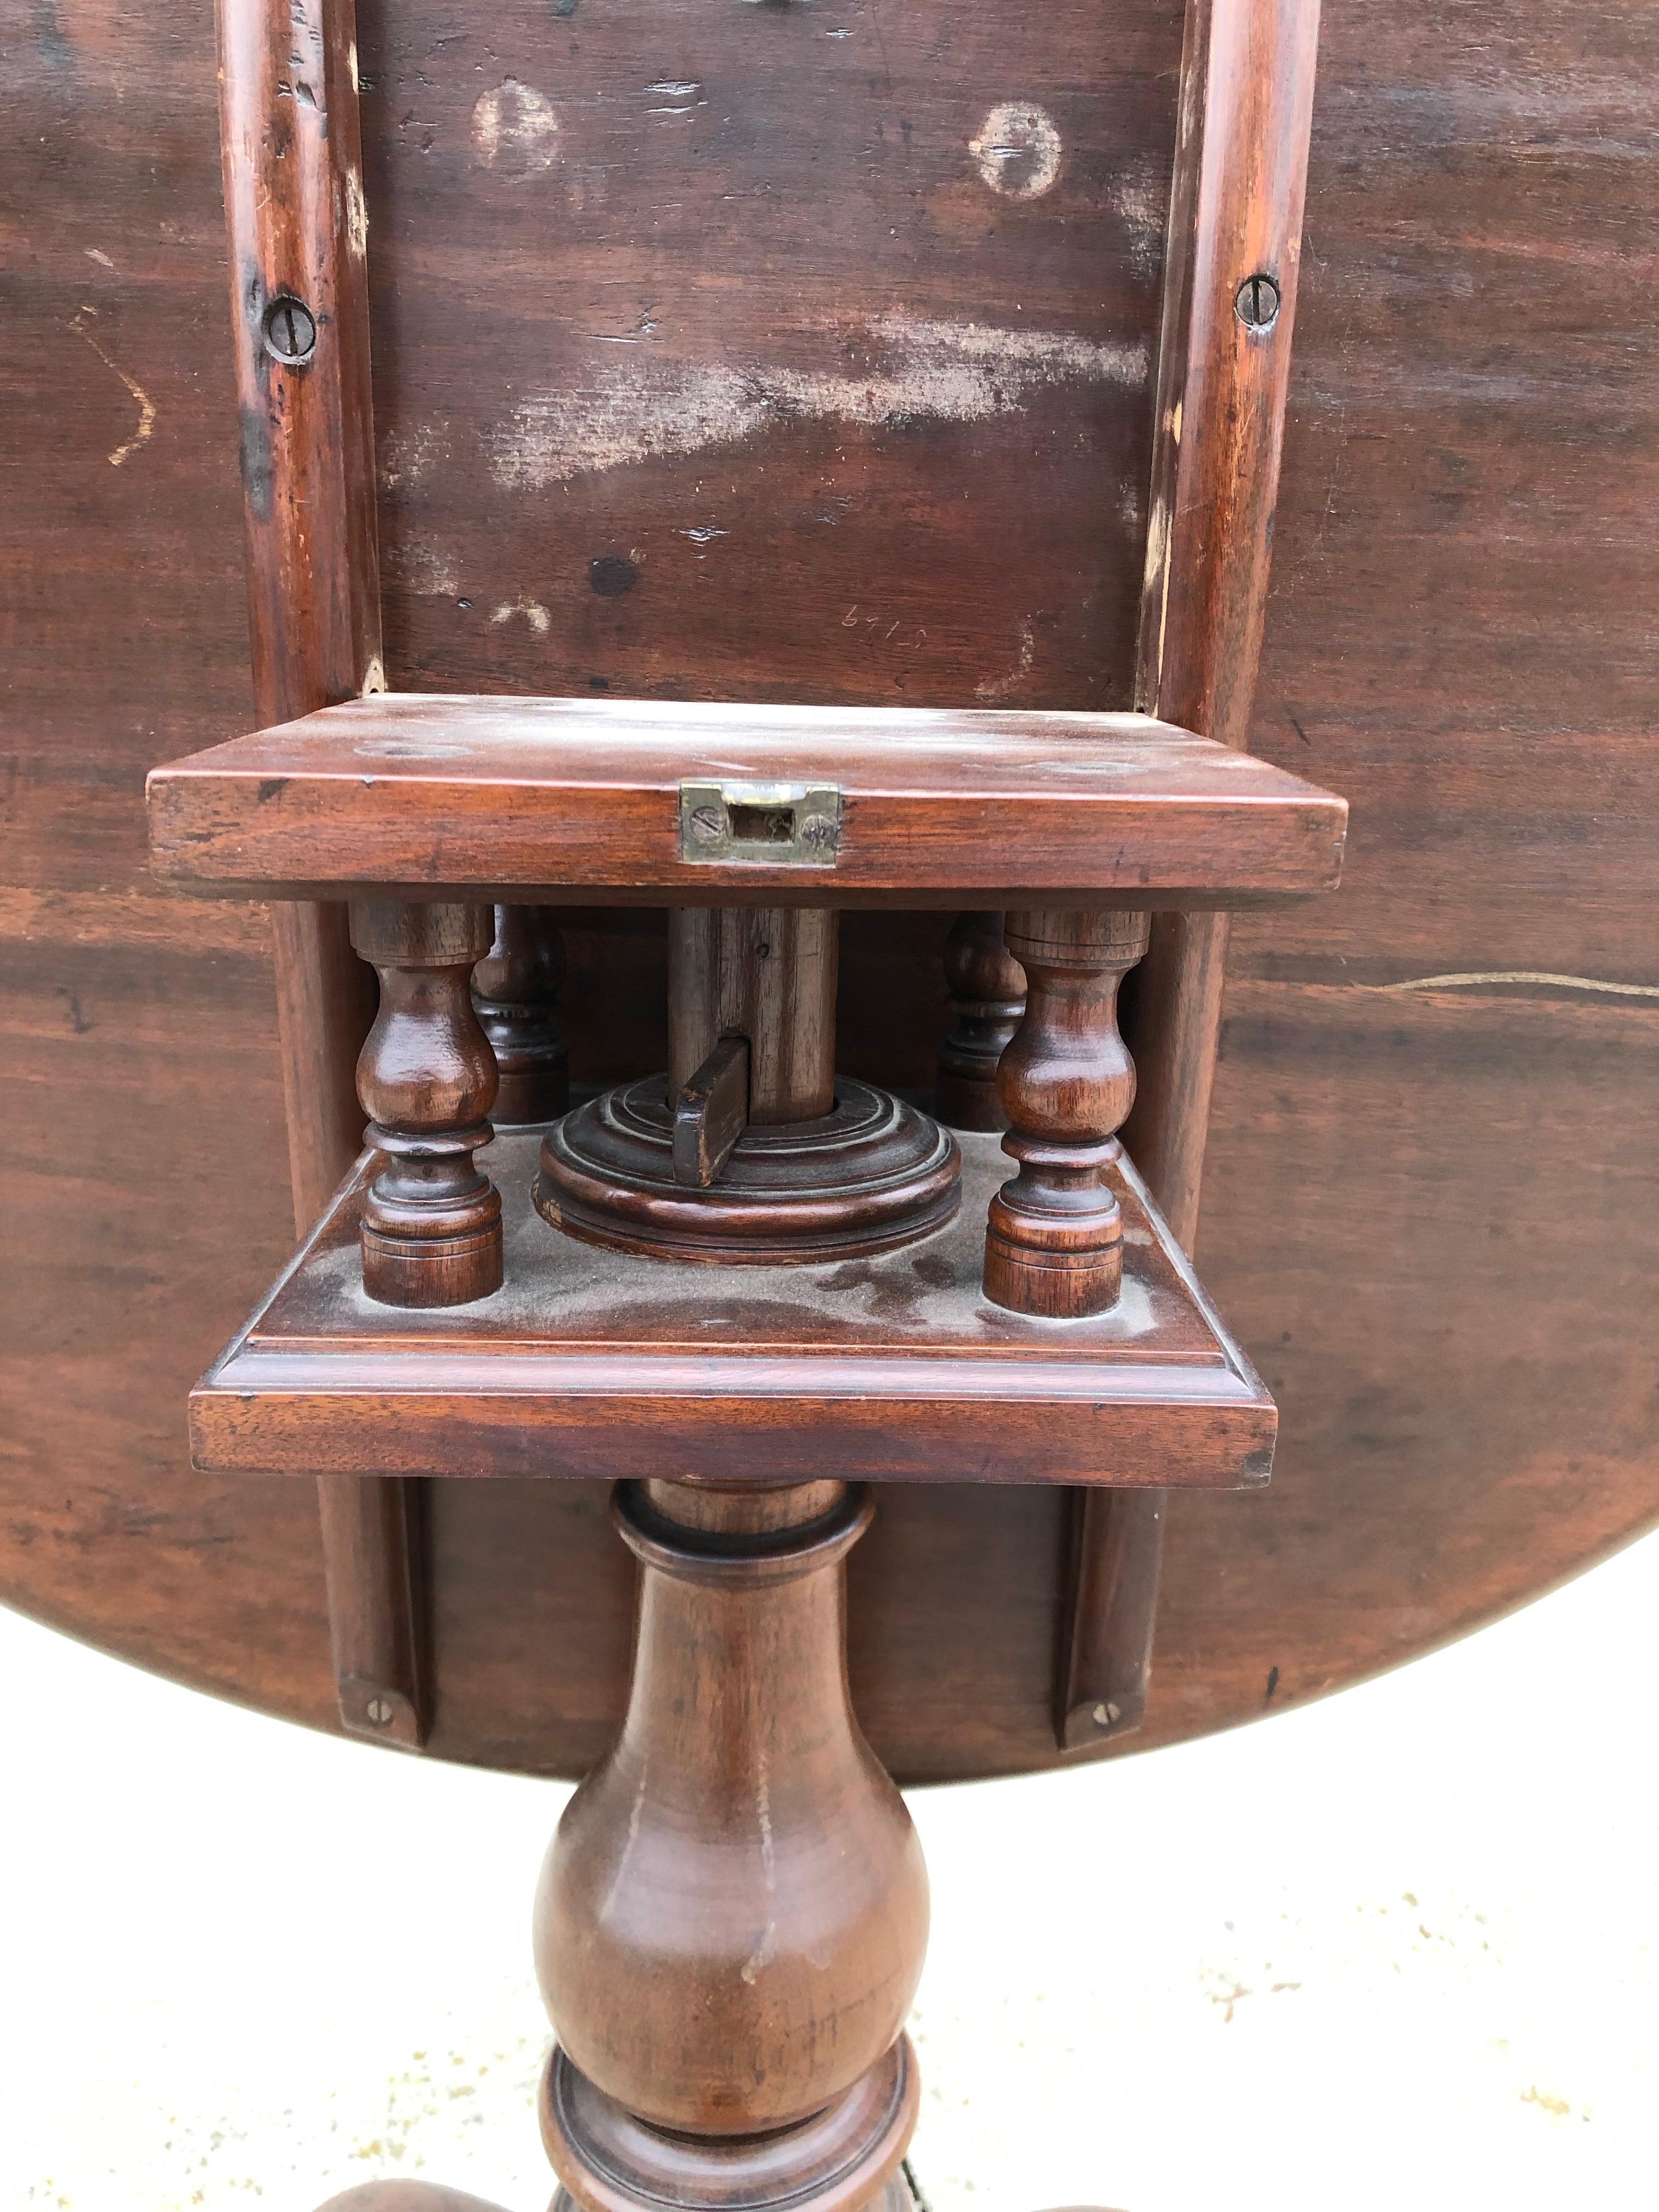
[589,554,639,597]
[238,403,274,521]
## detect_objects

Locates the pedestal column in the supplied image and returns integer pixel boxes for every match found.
[535,1479,927,2212]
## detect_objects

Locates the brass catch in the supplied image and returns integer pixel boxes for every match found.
[679,780,842,866]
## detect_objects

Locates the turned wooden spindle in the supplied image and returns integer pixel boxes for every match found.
[983,909,1151,1319]
[472,905,569,1126]
[934,910,1026,1131]
[535,1479,927,2212]
[350,900,503,1307]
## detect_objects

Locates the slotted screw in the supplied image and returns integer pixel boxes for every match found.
[1234,273,1281,333]
[262,294,318,365]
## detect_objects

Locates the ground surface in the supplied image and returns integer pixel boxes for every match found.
[4,1532,1656,2212]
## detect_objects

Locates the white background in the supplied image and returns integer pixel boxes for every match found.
[4,1530,1656,2211]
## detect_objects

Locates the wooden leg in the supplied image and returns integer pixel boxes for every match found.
[535,1479,927,2212]
[983,910,1150,1319]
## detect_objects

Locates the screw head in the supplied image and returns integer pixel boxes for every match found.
[263,294,318,365]
[798,813,839,853]
[688,804,725,844]
[1092,1700,1123,1728]
[365,1695,394,1727]
[1234,273,1282,334]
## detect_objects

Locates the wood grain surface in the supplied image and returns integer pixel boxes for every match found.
[3,0,1656,1784]
[146,696,1347,904]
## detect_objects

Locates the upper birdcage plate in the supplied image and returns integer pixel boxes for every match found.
[147,694,1346,906]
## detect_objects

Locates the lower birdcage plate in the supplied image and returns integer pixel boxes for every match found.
[533,1075,961,1265]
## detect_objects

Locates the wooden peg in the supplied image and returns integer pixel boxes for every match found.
[350,900,503,1308]
[673,1035,750,1188]
[983,909,1150,1319]
[935,911,1025,1131]
[472,905,569,1127]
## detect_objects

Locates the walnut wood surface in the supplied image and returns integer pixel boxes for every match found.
[540,2043,918,2212]
[146,697,1347,904]
[6,0,1659,1790]
[191,1130,1272,1491]
[537,1483,926,2141]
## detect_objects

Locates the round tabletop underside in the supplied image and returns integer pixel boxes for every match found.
[8,0,1658,1782]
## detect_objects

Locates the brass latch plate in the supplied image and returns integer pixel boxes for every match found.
[678,780,842,866]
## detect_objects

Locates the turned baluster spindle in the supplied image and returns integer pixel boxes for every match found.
[934,910,1026,1131]
[350,900,503,1308]
[472,905,569,1126]
[535,1478,926,2212]
[983,909,1150,1319]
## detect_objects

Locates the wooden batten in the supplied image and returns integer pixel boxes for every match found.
[1058,0,1324,1755]
[218,0,426,1747]
[1128,0,1324,1226]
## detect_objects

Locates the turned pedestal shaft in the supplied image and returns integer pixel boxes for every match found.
[669,906,839,1121]
[983,908,1150,1319]
[535,1479,927,2212]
